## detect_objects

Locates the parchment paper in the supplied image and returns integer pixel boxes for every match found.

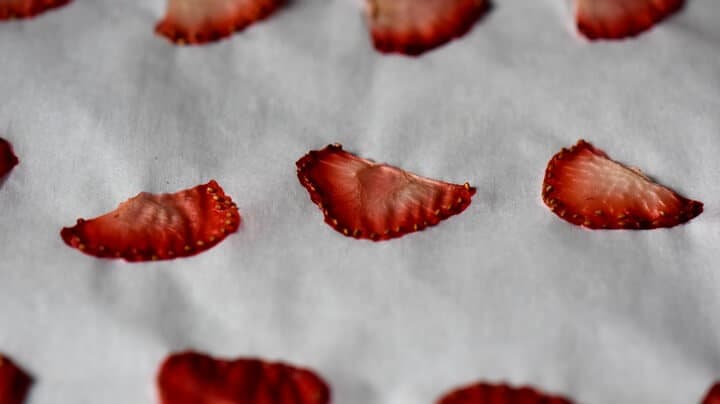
[1,0,719,402]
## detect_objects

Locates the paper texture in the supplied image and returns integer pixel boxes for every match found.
[1,0,719,402]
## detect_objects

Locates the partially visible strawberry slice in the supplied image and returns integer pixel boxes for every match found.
[542,140,702,230]
[156,0,283,45]
[0,138,19,179]
[575,0,684,40]
[703,382,720,404]
[60,180,240,262]
[157,351,331,404]
[296,144,476,241]
[365,0,487,55]
[438,382,574,404]
[0,354,32,404]
[0,0,71,20]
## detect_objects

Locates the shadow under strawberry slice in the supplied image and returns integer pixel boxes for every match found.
[575,0,684,40]
[703,382,720,404]
[542,140,703,230]
[0,138,19,180]
[0,0,71,20]
[0,354,32,404]
[157,351,331,404]
[61,180,240,262]
[156,0,284,45]
[297,144,476,241]
[438,381,574,404]
[365,0,488,55]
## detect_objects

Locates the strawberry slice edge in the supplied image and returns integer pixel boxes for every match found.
[438,381,574,404]
[703,382,720,404]
[0,138,19,179]
[157,351,331,404]
[0,0,72,20]
[542,140,703,230]
[575,0,684,40]
[155,0,284,45]
[366,0,488,55]
[60,180,241,262]
[0,354,32,404]
[297,144,476,241]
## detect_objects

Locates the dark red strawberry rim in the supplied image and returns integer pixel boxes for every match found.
[703,382,720,404]
[0,138,19,179]
[0,354,32,404]
[0,0,72,20]
[157,351,331,404]
[438,381,574,404]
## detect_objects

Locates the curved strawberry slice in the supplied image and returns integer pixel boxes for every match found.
[61,180,240,262]
[0,138,19,179]
[703,382,720,404]
[156,0,284,45]
[157,351,331,404]
[438,382,573,404]
[542,140,703,230]
[365,0,487,55]
[0,0,71,20]
[297,144,476,241]
[576,0,684,40]
[0,354,32,404]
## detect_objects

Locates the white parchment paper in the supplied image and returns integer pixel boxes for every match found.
[1,0,719,403]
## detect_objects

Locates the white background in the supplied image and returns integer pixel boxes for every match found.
[1,0,719,403]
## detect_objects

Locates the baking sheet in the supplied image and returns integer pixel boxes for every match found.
[1,0,719,402]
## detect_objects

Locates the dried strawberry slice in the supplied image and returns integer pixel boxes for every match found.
[575,0,684,40]
[0,354,32,404]
[157,351,331,404]
[703,382,720,404]
[156,0,284,45]
[365,0,487,55]
[0,0,71,20]
[296,144,476,241]
[60,180,240,262]
[542,140,702,229]
[438,382,573,404]
[0,138,19,179]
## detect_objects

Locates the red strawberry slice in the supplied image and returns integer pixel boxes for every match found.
[703,382,720,404]
[157,351,331,404]
[575,0,684,40]
[542,140,703,230]
[156,0,284,45]
[0,354,32,404]
[296,144,476,241]
[0,138,19,179]
[60,180,240,262]
[438,382,573,404]
[365,0,487,55]
[0,0,71,20]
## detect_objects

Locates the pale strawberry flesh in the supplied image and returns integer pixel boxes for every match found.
[576,0,684,40]
[438,382,574,404]
[156,0,283,45]
[0,138,18,179]
[0,0,71,20]
[157,351,331,404]
[297,144,476,241]
[542,140,702,229]
[61,180,240,262]
[366,0,487,55]
[0,354,31,404]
